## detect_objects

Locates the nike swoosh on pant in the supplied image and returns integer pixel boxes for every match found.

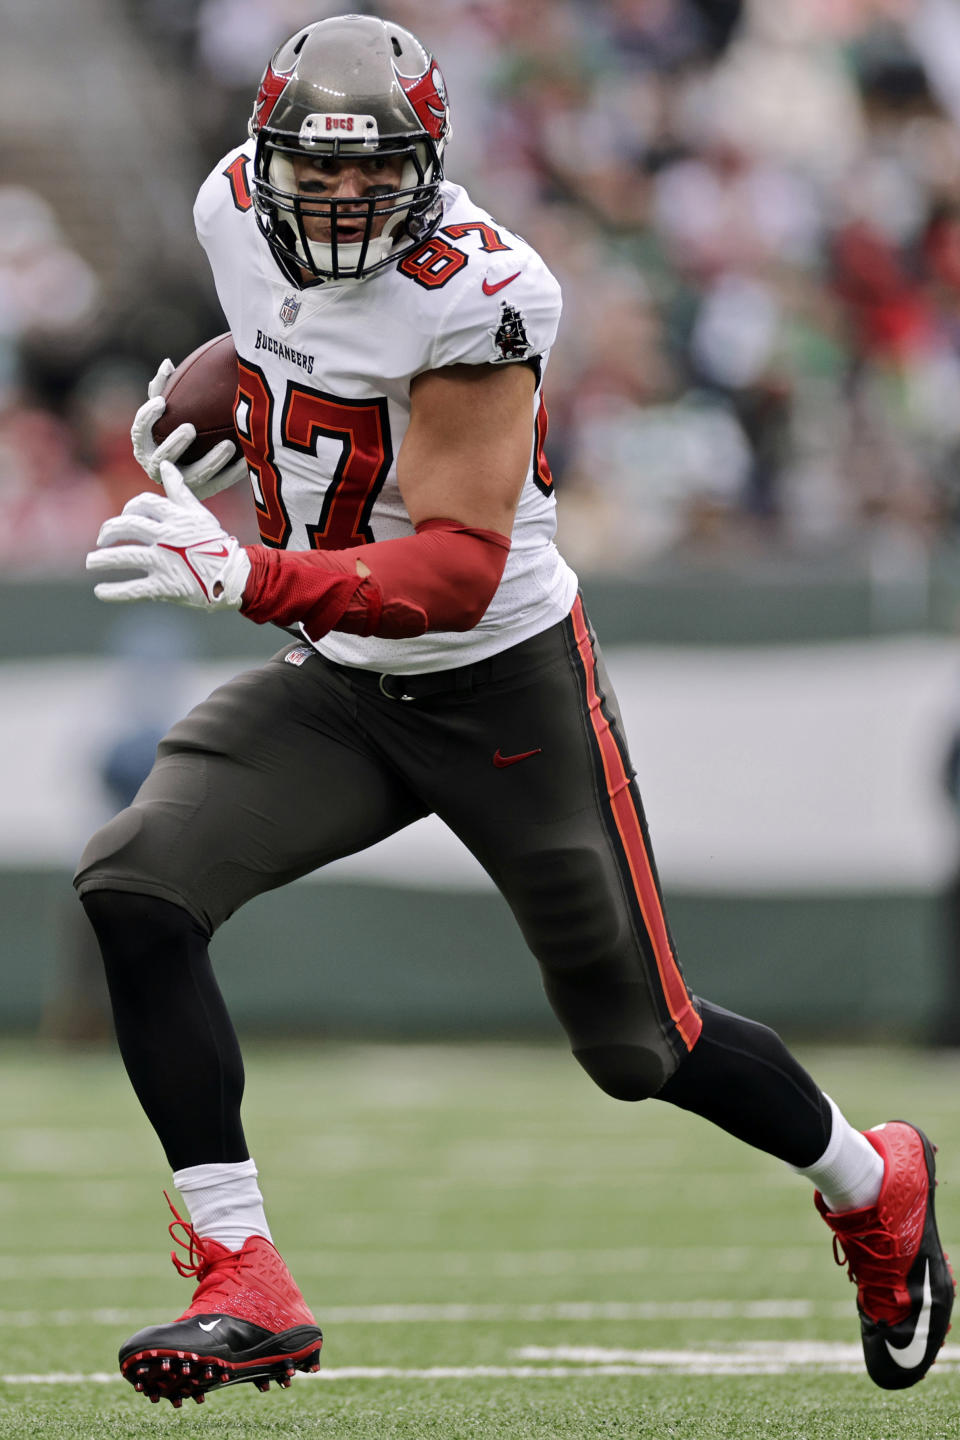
[493,747,542,768]
[884,1260,932,1369]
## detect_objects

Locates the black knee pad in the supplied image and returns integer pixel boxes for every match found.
[572,1041,674,1101]
[509,841,694,1096]
[544,962,686,1098]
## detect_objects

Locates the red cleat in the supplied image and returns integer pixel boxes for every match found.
[816,1121,954,1389]
[119,1195,322,1406]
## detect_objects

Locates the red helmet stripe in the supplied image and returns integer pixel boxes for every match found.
[252,62,295,132]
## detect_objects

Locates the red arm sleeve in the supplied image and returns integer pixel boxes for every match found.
[239,518,511,641]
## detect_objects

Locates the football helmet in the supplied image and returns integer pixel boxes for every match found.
[248,15,451,284]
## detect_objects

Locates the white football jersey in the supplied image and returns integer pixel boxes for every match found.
[194,142,578,674]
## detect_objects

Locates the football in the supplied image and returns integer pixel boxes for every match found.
[151,332,241,466]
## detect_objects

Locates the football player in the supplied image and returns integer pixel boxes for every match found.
[76,14,953,1407]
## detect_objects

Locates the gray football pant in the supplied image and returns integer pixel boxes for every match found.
[75,598,701,1098]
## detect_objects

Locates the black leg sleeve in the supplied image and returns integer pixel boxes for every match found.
[80,891,249,1170]
[656,999,832,1168]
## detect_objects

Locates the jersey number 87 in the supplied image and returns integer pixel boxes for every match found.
[234,358,393,550]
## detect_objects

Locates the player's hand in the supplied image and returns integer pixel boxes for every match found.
[86,461,251,611]
[131,359,248,501]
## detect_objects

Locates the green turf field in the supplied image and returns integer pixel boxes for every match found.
[2,1040,959,1438]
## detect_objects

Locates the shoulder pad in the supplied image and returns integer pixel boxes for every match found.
[415,222,562,370]
[194,142,256,241]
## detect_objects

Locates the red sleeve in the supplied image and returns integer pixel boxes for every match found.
[240,518,511,641]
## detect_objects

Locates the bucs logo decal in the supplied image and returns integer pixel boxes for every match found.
[397,61,449,141]
[492,302,530,360]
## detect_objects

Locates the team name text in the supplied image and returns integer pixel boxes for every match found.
[254,330,316,374]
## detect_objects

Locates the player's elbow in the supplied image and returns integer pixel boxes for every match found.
[445,578,500,630]
[438,528,510,630]
[373,574,499,639]
[382,527,508,635]
[326,521,512,640]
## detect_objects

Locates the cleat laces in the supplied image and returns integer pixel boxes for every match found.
[165,1191,214,1277]
[163,1190,245,1308]
[829,1215,916,1324]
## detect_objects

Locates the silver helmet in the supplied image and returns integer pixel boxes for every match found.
[248,14,451,283]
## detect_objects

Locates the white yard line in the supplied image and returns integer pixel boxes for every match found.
[518,1342,960,1375]
[0,1299,849,1327]
[4,1343,960,1383]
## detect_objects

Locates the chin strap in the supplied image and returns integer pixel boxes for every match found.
[240,518,511,640]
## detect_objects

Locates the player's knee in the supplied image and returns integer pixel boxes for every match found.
[572,1041,676,1102]
[80,887,206,975]
[74,806,149,893]
[75,808,210,939]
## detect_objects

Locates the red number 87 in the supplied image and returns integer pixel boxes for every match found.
[234,359,394,549]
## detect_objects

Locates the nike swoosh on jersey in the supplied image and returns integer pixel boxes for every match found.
[493,747,542,768]
[198,1318,223,1333]
[482,272,521,296]
[884,1261,932,1369]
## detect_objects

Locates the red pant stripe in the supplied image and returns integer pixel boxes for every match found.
[571,597,702,1052]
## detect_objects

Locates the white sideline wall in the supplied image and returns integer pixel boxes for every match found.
[4,637,960,892]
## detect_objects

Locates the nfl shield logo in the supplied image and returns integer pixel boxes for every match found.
[279,293,301,327]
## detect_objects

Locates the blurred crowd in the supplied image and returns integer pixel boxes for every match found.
[4,0,960,577]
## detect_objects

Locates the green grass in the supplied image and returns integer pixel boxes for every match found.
[1,1040,959,1437]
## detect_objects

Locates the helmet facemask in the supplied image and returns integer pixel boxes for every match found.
[254,136,441,283]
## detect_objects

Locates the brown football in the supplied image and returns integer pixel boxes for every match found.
[151,332,241,466]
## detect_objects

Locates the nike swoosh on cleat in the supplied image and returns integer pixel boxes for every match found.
[482,272,521,295]
[198,1318,223,1333]
[493,747,542,768]
[884,1260,932,1369]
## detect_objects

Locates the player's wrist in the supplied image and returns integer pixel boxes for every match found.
[239,546,364,636]
[216,545,252,608]
[239,546,270,614]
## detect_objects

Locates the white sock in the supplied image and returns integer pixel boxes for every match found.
[793,1095,884,1213]
[172,1159,273,1250]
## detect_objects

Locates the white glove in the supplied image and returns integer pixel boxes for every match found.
[87,461,251,611]
[131,358,248,501]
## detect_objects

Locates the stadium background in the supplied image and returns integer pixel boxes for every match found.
[4,0,960,1042]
